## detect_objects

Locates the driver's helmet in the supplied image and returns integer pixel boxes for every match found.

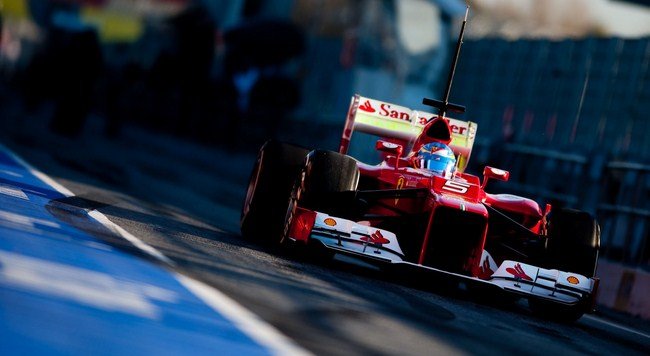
[416,142,457,178]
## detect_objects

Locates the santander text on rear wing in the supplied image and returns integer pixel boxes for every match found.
[339,94,478,173]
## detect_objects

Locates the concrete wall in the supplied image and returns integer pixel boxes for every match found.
[596,259,650,319]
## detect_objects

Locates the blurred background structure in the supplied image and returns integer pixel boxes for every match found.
[0,0,649,316]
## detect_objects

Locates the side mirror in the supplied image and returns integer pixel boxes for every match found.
[375,140,403,156]
[481,166,510,189]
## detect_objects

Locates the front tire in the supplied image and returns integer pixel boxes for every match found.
[545,208,600,278]
[300,150,360,214]
[283,150,359,259]
[530,208,600,321]
[240,140,309,244]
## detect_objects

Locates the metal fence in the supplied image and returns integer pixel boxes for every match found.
[452,37,650,159]
[597,161,650,267]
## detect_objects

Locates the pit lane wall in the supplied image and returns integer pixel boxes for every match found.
[596,260,650,319]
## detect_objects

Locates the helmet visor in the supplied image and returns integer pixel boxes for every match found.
[420,155,455,175]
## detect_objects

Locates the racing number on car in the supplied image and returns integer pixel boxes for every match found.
[442,180,471,194]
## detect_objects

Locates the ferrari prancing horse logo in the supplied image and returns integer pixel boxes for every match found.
[395,176,406,205]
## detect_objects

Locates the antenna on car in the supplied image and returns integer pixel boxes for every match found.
[422,4,469,119]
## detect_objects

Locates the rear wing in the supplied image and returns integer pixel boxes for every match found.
[339,94,478,173]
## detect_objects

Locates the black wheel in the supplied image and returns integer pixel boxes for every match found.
[545,208,600,278]
[299,150,360,213]
[530,208,600,322]
[241,140,309,244]
[281,150,359,256]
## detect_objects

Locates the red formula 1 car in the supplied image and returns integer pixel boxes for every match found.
[241,94,600,321]
[241,9,599,321]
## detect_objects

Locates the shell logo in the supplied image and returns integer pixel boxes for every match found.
[567,276,580,285]
[324,218,337,227]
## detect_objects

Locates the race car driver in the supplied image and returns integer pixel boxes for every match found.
[414,141,457,179]
[406,117,457,178]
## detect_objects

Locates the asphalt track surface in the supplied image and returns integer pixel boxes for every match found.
[3,121,649,355]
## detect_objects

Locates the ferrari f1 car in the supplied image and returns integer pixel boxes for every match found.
[241,10,599,322]
[241,94,600,321]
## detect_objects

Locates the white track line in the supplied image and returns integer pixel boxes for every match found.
[2,143,175,266]
[88,211,309,355]
[176,274,311,356]
[87,210,175,266]
[584,315,650,340]
[1,143,75,197]
[1,143,311,356]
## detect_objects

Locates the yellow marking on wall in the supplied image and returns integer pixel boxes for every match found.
[1,0,29,19]
[81,7,143,43]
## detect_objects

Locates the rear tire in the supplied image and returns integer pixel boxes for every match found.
[240,140,309,244]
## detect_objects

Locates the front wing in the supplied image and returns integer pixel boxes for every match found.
[300,211,597,308]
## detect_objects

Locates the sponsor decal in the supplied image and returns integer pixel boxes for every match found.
[506,263,533,281]
[359,100,376,113]
[379,103,424,124]
[357,97,469,135]
[378,103,467,134]
[361,230,390,245]
[323,218,337,227]
[567,276,580,285]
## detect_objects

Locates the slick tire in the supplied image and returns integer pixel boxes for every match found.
[299,150,360,213]
[545,208,600,278]
[241,140,309,244]
[530,209,599,322]
[281,150,359,260]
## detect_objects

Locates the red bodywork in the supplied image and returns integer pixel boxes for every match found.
[358,162,489,276]
[328,117,548,278]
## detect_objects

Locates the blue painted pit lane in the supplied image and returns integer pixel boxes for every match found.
[0,144,304,356]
